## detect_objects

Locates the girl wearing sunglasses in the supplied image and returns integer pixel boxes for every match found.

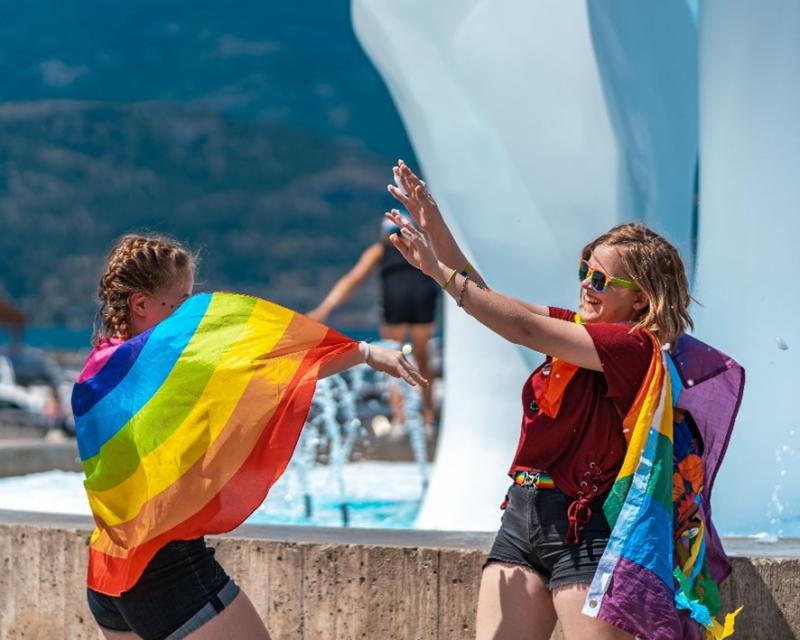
[386,161,692,640]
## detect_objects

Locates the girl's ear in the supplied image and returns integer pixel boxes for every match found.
[632,292,649,313]
[129,292,148,319]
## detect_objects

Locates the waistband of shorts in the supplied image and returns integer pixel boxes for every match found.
[513,470,555,489]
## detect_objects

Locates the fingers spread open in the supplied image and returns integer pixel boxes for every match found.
[388,184,411,208]
[389,233,413,260]
[399,356,427,387]
[398,165,419,198]
[393,167,409,197]
[400,225,423,243]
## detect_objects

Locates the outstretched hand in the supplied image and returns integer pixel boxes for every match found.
[367,344,428,387]
[387,160,441,231]
[385,211,442,283]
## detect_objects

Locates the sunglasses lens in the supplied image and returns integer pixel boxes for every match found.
[591,271,607,292]
[578,261,589,282]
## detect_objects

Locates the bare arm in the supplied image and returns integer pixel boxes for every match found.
[308,243,383,321]
[318,342,428,386]
[388,161,488,286]
[442,268,600,370]
[384,209,552,325]
[388,162,550,317]
[390,225,601,371]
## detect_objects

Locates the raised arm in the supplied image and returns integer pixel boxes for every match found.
[388,161,549,317]
[318,341,428,387]
[307,242,384,322]
[389,218,602,371]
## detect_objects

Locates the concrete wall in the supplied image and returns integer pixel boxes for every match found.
[0,510,798,639]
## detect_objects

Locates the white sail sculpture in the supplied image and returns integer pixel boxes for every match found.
[693,0,800,533]
[353,0,798,535]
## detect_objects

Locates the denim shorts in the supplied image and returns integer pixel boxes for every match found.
[87,538,239,640]
[485,482,611,590]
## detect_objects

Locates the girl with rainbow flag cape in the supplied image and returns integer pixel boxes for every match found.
[386,160,744,640]
[74,234,426,640]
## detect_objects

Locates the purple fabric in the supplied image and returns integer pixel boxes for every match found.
[672,334,745,584]
[598,557,684,639]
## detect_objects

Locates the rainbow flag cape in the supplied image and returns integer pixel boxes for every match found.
[72,292,357,595]
[583,333,745,639]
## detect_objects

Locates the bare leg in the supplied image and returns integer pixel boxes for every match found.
[380,323,409,424]
[552,584,633,640]
[475,561,557,640]
[186,590,271,639]
[409,323,436,425]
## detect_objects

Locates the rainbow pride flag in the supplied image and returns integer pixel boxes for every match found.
[583,333,744,639]
[72,292,357,595]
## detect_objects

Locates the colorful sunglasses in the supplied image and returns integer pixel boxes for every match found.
[578,259,640,292]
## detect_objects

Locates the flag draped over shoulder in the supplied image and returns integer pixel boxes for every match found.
[72,292,357,596]
[583,333,745,640]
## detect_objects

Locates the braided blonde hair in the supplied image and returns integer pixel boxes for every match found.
[582,223,693,346]
[93,234,197,345]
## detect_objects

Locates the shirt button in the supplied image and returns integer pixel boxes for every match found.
[529,400,539,413]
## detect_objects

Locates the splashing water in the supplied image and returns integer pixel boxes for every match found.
[764,437,798,539]
[286,340,429,525]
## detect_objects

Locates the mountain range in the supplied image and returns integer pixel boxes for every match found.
[0,1,416,329]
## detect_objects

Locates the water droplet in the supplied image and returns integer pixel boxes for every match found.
[402,343,413,355]
[780,469,787,476]
[687,379,695,387]
[776,337,789,350]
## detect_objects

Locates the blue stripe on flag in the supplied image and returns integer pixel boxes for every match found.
[71,331,151,417]
[75,293,212,460]
[620,492,674,586]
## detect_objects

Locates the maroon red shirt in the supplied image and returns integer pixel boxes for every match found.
[509,307,653,500]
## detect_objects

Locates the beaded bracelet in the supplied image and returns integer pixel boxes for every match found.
[457,274,471,308]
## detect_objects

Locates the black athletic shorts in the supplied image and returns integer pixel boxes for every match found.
[86,538,239,640]
[381,271,439,324]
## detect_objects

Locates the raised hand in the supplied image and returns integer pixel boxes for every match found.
[385,210,443,283]
[387,160,442,232]
[366,344,428,387]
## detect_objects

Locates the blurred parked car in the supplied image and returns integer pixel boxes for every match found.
[0,347,74,437]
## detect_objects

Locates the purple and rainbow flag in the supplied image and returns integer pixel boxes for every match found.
[72,292,357,595]
[583,333,745,639]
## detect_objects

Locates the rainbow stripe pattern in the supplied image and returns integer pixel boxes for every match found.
[583,333,744,639]
[72,292,357,595]
[513,470,555,490]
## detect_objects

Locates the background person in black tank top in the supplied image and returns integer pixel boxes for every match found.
[308,214,440,426]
